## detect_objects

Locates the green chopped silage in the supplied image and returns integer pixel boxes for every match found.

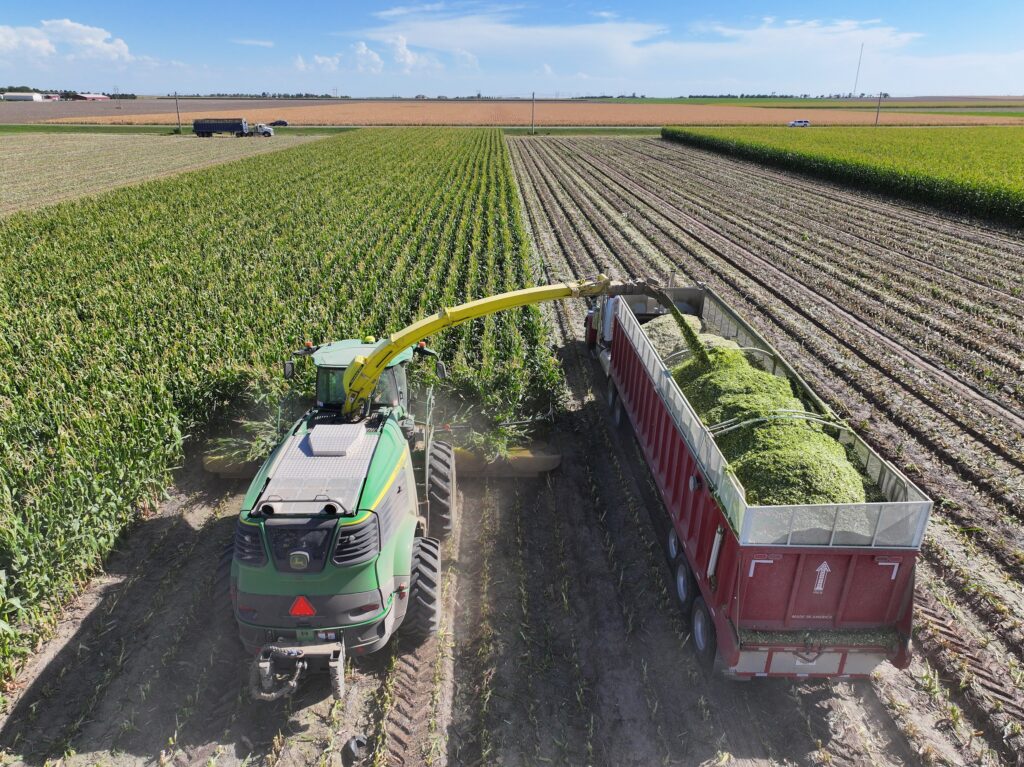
[671,347,868,506]
[643,313,703,359]
[741,626,898,649]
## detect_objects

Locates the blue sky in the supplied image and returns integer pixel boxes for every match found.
[2,2,1022,96]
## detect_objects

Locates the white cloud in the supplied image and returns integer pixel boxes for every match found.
[294,54,308,71]
[387,34,440,72]
[354,41,383,74]
[0,18,132,61]
[314,53,343,71]
[375,3,446,19]
[592,11,617,20]
[356,12,1024,95]
[232,38,274,48]
[453,48,478,69]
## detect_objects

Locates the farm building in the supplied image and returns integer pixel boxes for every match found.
[78,93,111,101]
[1,92,45,101]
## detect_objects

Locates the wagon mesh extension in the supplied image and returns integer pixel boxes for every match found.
[615,290,931,548]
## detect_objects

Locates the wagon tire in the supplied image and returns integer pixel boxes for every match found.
[612,391,625,428]
[666,527,681,561]
[674,554,695,618]
[427,441,456,539]
[691,596,718,671]
[405,537,441,642]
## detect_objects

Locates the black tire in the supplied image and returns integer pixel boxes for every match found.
[215,545,232,608]
[612,393,625,428]
[691,596,718,670]
[426,441,456,539]
[674,554,695,618]
[405,537,441,641]
[666,527,681,561]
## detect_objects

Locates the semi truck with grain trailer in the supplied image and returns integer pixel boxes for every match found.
[589,286,931,677]
[193,117,274,138]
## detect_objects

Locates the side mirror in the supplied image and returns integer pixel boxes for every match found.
[435,360,448,380]
[283,360,295,380]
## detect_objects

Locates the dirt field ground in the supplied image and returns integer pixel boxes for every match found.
[13,98,1024,127]
[0,133,316,215]
[2,136,1022,767]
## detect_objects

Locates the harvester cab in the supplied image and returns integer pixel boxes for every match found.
[228,276,657,701]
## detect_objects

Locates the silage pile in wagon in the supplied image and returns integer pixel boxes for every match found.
[643,313,869,506]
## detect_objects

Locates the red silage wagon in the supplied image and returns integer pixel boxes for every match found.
[590,286,931,678]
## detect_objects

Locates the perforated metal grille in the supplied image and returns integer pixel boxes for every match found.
[234,523,267,566]
[332,520,379,566]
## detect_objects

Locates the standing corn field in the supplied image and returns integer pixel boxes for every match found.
[0,128,559,692]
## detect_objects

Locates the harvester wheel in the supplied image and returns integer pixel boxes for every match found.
[691,597,718,670]
[406,537,441,641]
[674,554,695,618]
[427,441,456,539]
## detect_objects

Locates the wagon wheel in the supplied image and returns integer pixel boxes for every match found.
[691,596,718,670]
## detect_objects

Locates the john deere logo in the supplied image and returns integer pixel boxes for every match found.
[289,551,310,570]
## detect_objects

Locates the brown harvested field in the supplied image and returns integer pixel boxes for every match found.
[36,99,1024,126]
[0,133,317,215]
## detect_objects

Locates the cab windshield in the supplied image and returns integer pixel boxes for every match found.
[316,366,407,408]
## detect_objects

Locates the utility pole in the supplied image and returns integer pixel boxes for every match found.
[531,91,535,134]
[875,91,883,126]
[852,42,864,97]
[174,91,182,133]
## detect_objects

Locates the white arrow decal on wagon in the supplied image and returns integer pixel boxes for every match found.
[813,561,831,594]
